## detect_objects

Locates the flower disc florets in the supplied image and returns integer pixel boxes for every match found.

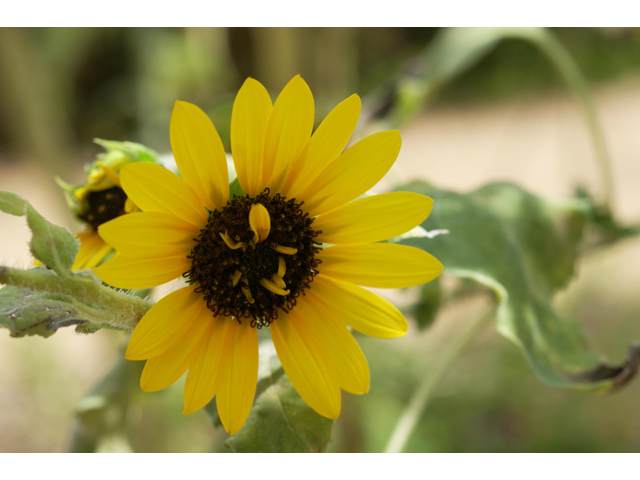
[185,189,322,328]
[78,186,128,231]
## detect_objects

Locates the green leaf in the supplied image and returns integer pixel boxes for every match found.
[0,280,100,338]
[224,370,334,453]
[400,181,638,392]
[0,189,28,215]
[206,341,334,452]
[0,190,78,275]
[576,187,640,250]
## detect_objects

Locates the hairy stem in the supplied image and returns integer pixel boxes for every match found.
[384,307,495,453]
[0,266,152,330]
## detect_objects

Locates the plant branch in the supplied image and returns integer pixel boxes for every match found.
[0,266,152,331]
[525,28,616,214]
[384,307,495,453]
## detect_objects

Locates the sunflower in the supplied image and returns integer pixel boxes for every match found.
[56,139,159,270]
[93,75,443,435]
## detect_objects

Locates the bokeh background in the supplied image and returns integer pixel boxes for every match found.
[1,27,640,452]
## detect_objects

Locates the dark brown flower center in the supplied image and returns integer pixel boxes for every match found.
[185,189,322,328]
[78,186,128,231]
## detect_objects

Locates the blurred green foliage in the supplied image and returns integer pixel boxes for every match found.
[1,28,639,172]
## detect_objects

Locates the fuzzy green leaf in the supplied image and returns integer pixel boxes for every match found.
[224,369,334,453]
[0,189,28,216]
[0,190,78,275]
[400,181,638,392]
[0,281,100,338]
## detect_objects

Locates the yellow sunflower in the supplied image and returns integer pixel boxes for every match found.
[56,140,159,270]
[93,75,443,435]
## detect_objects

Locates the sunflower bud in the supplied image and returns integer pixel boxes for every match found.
[55,139,159,270]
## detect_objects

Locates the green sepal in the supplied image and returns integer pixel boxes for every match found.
[83,139,160,192]
[93,138,159,165]
[229,177,245,199]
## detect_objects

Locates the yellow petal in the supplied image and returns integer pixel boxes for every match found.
[249,203,271,244]
[299,131,401,216]
[231,78,272,197]
[282,94,361,198]
[314,192,433,244]
[83,240,114,270]
[72,230,103,271]
[93,253,189,290]
[170,101,229,210]
[318,243,443,288]
[140,313,212,392]
[125,286,205,360]
[309,275,408,338]
[98,212,198,258]
[183,316,229,415]
[263,75,314,191]
[216,320,259,435]
[271,310,341,419]
[120,163,208,228]
[293,296,370,394]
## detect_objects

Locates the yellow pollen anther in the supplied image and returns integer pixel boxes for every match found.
[277,257,286,278]
[241,286,255,304]
[271,245,297,255]
[271,274,287,289]
[220,230,247,252]
[249,203,271,245]
[231,270,242,287]
[260,278,290,296]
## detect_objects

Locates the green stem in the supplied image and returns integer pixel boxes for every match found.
[69,298,126,327]
[525,28,616,214]
[384,307,495,453]
[0,266,152,330]
[367,28,615,213]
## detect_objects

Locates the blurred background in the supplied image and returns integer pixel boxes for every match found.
[1,27,640,452]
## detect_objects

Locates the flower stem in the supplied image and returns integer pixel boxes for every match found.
[0,266,152,330]
[525,28,616,214]
[384,307,495,453]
